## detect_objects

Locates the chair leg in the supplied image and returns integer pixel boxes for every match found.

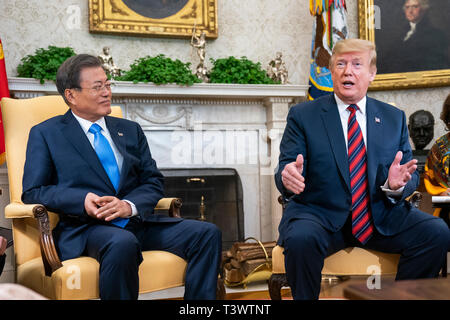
[442,256,448,278]
[216,277,226,300]
[268,273,289,300]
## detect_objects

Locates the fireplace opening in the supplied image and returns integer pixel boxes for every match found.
[161,168,244,250]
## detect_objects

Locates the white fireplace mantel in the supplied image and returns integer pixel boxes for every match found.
[7,77,309,242]
[8,76,308,100]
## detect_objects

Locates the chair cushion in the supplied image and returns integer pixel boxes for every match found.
[272,245,399,276]
[272,245,286,274]
[17,250,187,300]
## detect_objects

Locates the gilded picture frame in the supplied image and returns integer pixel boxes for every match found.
[89,0,218,39]
[358,0,450,90]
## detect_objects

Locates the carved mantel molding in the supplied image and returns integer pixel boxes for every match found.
[8,76,308,101]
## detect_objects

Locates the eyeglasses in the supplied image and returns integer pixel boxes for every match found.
[76,82,114,94]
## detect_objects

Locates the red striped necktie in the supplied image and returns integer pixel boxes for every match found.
[347,104,373,244]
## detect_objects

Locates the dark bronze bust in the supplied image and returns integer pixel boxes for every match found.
[408,110,434,150]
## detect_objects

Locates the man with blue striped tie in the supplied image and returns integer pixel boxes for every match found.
[22,54,222,300]
[275,38,449,300]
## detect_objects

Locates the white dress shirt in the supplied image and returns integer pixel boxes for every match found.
[335,94,367,152]
[72,111,138,217]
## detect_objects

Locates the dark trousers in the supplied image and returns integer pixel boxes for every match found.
[282,213,449,300]
[83,217,222,300]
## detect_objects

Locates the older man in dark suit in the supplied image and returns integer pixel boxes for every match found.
[21,54,222,300]
[275,38,449,300]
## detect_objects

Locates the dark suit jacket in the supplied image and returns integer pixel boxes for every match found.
[275,94,432,244]
[22,110,179,261]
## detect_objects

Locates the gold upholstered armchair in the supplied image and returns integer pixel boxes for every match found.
[1,95,224,299]
[268,194,422,300]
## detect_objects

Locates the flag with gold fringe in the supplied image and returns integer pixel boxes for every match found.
[308,0,348,100]
[0,37,9,165]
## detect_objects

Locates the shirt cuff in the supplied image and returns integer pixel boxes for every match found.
[123,200,138,217]
[380,179,404,200]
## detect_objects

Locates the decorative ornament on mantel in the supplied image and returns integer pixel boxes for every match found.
[98,46,121,79]
[190,23,210,83]
[267,52,289,84]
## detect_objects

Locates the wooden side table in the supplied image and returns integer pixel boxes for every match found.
[344,278,450,300]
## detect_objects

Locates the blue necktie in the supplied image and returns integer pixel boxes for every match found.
[89,123,128,228]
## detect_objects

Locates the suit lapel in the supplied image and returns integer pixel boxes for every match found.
[105,116,129,192]
[320,96,351,192]
[59,111,115,191]
[366,97,382,194]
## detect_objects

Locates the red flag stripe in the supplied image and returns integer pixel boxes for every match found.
[0,37,9,165]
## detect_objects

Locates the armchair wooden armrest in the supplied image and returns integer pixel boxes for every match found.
[154,197,182,218]
[5,202,63,277]
[405,191,422,208]
[5,202,43,218]
[277,195,286,210]
[5,198,183,277]
[33,205,63,277]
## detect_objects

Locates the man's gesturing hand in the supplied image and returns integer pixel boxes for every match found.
[281,154,305,194]
[388,151,417,190]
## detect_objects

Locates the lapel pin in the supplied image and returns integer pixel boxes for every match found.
[118,132,123,136]
[375,117,381,123]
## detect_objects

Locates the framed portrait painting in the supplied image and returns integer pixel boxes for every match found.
[358,0,450,90]
[89,0,218,39]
